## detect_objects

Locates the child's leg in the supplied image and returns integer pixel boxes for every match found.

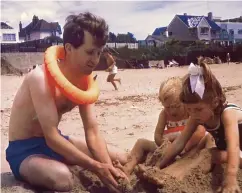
[163,132,181,142]
[196,132,215,151]
[107,74,118,90]
[113,75,121,84]
[115,139,157,176]
[184,125,206,152]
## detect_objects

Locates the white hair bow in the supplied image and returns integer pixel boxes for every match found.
[188,63,205,99]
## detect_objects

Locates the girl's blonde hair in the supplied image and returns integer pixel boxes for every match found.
[180,59,226,114]
[159,77,183,104]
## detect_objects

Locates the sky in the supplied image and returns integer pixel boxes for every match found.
[1,0,242,40]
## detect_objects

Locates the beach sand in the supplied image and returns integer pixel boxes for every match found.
[1,63,242,192]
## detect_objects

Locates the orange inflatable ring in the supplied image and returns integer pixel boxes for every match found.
[44,45,100,105]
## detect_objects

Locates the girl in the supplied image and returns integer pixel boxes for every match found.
[155,77,205,152]
[113,77,205,176]
[154,61,242,193]
[103,48,121,90]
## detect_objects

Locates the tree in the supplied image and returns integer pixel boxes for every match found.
[108,32,117,48]
[116,33,137,43]
[108,32,117,42]
[127,32,137,43]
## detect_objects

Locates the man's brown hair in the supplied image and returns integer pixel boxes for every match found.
[63,12,109,48]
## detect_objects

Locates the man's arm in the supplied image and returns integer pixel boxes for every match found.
[28,70,100,171]
[79,104,112,164]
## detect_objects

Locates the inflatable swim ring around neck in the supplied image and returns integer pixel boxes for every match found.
[44,45,100,105]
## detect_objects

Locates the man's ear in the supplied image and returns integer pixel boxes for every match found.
[64,43,72,53]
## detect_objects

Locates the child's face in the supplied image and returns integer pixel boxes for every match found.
[185,102,214,124]
[163,99,186,118]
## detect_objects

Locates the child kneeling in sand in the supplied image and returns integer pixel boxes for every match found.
[114,77,206,176]
[154,61,242,192]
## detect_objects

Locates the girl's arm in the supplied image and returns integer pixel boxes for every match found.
[154,110,167,146]
[222,109,240,181]
[158,117,199,168]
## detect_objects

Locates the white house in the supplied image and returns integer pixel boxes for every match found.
[0,22,19,44]
[216,22,242,44]
[19,15,62,42]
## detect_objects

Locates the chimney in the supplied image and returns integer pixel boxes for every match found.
[19,21,22,32]
[32,15,39,25]
[208,12,213,20]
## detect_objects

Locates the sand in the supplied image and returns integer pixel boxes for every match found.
[1,63,242,193]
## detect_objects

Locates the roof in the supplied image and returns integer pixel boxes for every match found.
[19,16,62,37]
[152,27,167,36]
[177,15,221,31]
[1,22,13,29]
[145,35,167,42]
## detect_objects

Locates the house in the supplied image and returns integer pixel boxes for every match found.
[152,27,168,37]
[0,22,19,44]
[216,22,242,45]
[167,12,221,42]
[145,35,167,47]
[19,15,62,42]
[144,27,168,47]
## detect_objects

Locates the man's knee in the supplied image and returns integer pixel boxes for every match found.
[20,158,74,191]
[50,167,74,191]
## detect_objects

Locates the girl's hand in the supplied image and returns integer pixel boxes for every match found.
[217,176,241,193]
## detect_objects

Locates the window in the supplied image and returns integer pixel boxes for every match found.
[200,27,209,35]
[238,29,242,34]
[229,29,234,35]
[2,33,16,41]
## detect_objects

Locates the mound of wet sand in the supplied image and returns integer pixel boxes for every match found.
[1,56,23,76]
[71,137,242,193]
[2,138,242,193]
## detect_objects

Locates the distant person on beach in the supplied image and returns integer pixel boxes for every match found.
[152,61,242,193]
[226,53,230,65]
[6,12,128,193]
[112,77,206,176]
[103,48,121,90]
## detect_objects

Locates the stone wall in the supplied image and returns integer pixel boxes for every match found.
[1,53,129,72]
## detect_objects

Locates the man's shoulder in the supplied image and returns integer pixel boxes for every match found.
[27,66,45,83]
[26,66,47,92]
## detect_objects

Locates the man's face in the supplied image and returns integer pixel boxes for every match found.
[66,31,104,75]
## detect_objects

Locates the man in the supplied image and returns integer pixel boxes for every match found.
[103,48,121,90]
[6,12,127,192]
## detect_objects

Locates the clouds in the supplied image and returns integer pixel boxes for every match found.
[1,1,242,40]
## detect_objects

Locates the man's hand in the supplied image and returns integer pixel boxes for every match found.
[95,162,129,193]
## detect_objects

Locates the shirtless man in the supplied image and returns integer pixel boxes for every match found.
[103,48,121,90]
[6,12,127,193]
